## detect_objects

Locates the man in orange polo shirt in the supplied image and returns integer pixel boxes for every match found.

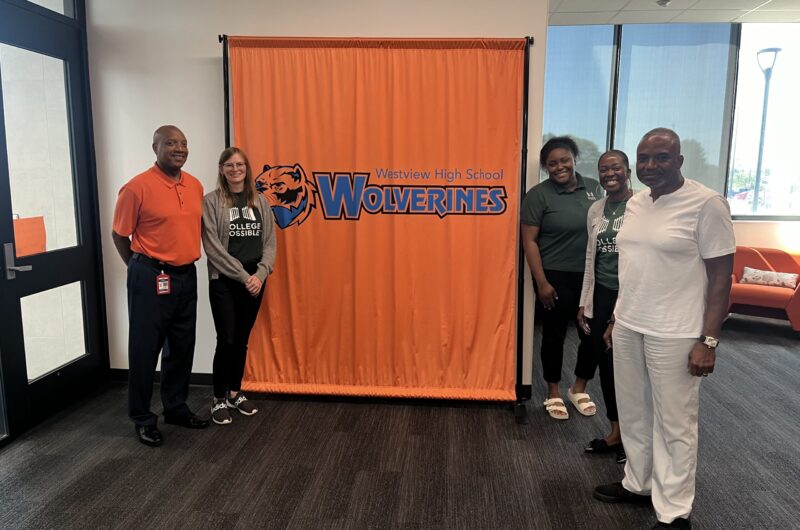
[112,125,209,446]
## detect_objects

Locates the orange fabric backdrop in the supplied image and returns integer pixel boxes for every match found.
[229,37,525,400]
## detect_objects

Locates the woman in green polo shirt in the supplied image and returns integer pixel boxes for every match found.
[521,136,603,420]
[577,149,633,464]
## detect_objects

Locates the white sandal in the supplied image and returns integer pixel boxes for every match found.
[543,397,569,420]
[567,388,597,416]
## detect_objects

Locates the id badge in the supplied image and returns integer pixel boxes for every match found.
[156,272,171,295]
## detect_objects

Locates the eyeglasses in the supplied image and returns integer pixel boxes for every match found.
[222,162,246,170]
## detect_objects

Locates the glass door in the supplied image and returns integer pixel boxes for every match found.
[0,0,107,444]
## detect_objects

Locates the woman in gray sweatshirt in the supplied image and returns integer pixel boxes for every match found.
[202,147,276,425]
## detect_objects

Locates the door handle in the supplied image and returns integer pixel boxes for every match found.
[4,242,33,280]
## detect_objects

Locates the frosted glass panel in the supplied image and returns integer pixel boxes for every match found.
[0,44,78,258]
[25,0,74,17]
[21,282,87,382]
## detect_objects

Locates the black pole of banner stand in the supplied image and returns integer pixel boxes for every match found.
[514,36,533,425]
[219,34,231,147]
[606,25,622,151]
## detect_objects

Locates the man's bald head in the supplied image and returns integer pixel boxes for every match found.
[153,125,183,145]
[640,127,681,153]
[636,127,684,200]
[152,125,188,177]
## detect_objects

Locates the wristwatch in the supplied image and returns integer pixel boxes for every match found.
[699,335,719,349]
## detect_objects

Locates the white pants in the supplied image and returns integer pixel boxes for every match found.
[613,323,702,524]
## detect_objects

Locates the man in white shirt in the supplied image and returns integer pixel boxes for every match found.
[593,128,735,530]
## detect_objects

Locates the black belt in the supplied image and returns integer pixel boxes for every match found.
[131,253,194,273]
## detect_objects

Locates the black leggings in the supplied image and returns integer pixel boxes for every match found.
[538,269,595,384]
[589,283,619,422]
[209,270,265,398]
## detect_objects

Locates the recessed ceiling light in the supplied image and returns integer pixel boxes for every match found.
[656,0,671,6]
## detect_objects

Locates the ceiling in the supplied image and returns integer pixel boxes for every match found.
[549,0,800,25]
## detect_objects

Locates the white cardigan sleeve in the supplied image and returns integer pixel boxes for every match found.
[579,199,606,319]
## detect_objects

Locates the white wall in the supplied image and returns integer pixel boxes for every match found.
[733,220,800,253]
[87,0,550,372]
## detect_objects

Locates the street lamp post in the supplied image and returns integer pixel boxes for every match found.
[752,47,781,214]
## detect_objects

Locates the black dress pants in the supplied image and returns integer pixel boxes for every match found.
[127,255,197,427]
[539,269,595,384]
[589,283,619,422]
[209,271,265,398]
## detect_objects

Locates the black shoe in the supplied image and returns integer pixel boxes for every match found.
[226,392,258,416]
[211,398,233,425]
[164,412,210,429]
[653,517,691,529]
[593,482,651,504]
[136,425,163,447]
[616,445,627,464]
[585,437,622,454]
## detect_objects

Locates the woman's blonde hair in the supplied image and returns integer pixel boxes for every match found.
[217,146,257,207]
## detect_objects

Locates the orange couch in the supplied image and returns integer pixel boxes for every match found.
[728,246,800,331]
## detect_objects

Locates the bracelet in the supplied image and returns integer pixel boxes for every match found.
[607,318,615,326]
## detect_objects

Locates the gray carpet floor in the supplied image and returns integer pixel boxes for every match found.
[0,315,798,529]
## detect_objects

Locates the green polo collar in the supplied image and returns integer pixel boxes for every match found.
[550,172,588,194]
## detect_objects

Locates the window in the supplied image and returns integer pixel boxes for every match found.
[542,25,614,180]
[728,24,800,217]
[615,24,735,194]
[542,22,800,219]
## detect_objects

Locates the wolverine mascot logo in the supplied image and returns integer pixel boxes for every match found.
[255,163,317,229]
